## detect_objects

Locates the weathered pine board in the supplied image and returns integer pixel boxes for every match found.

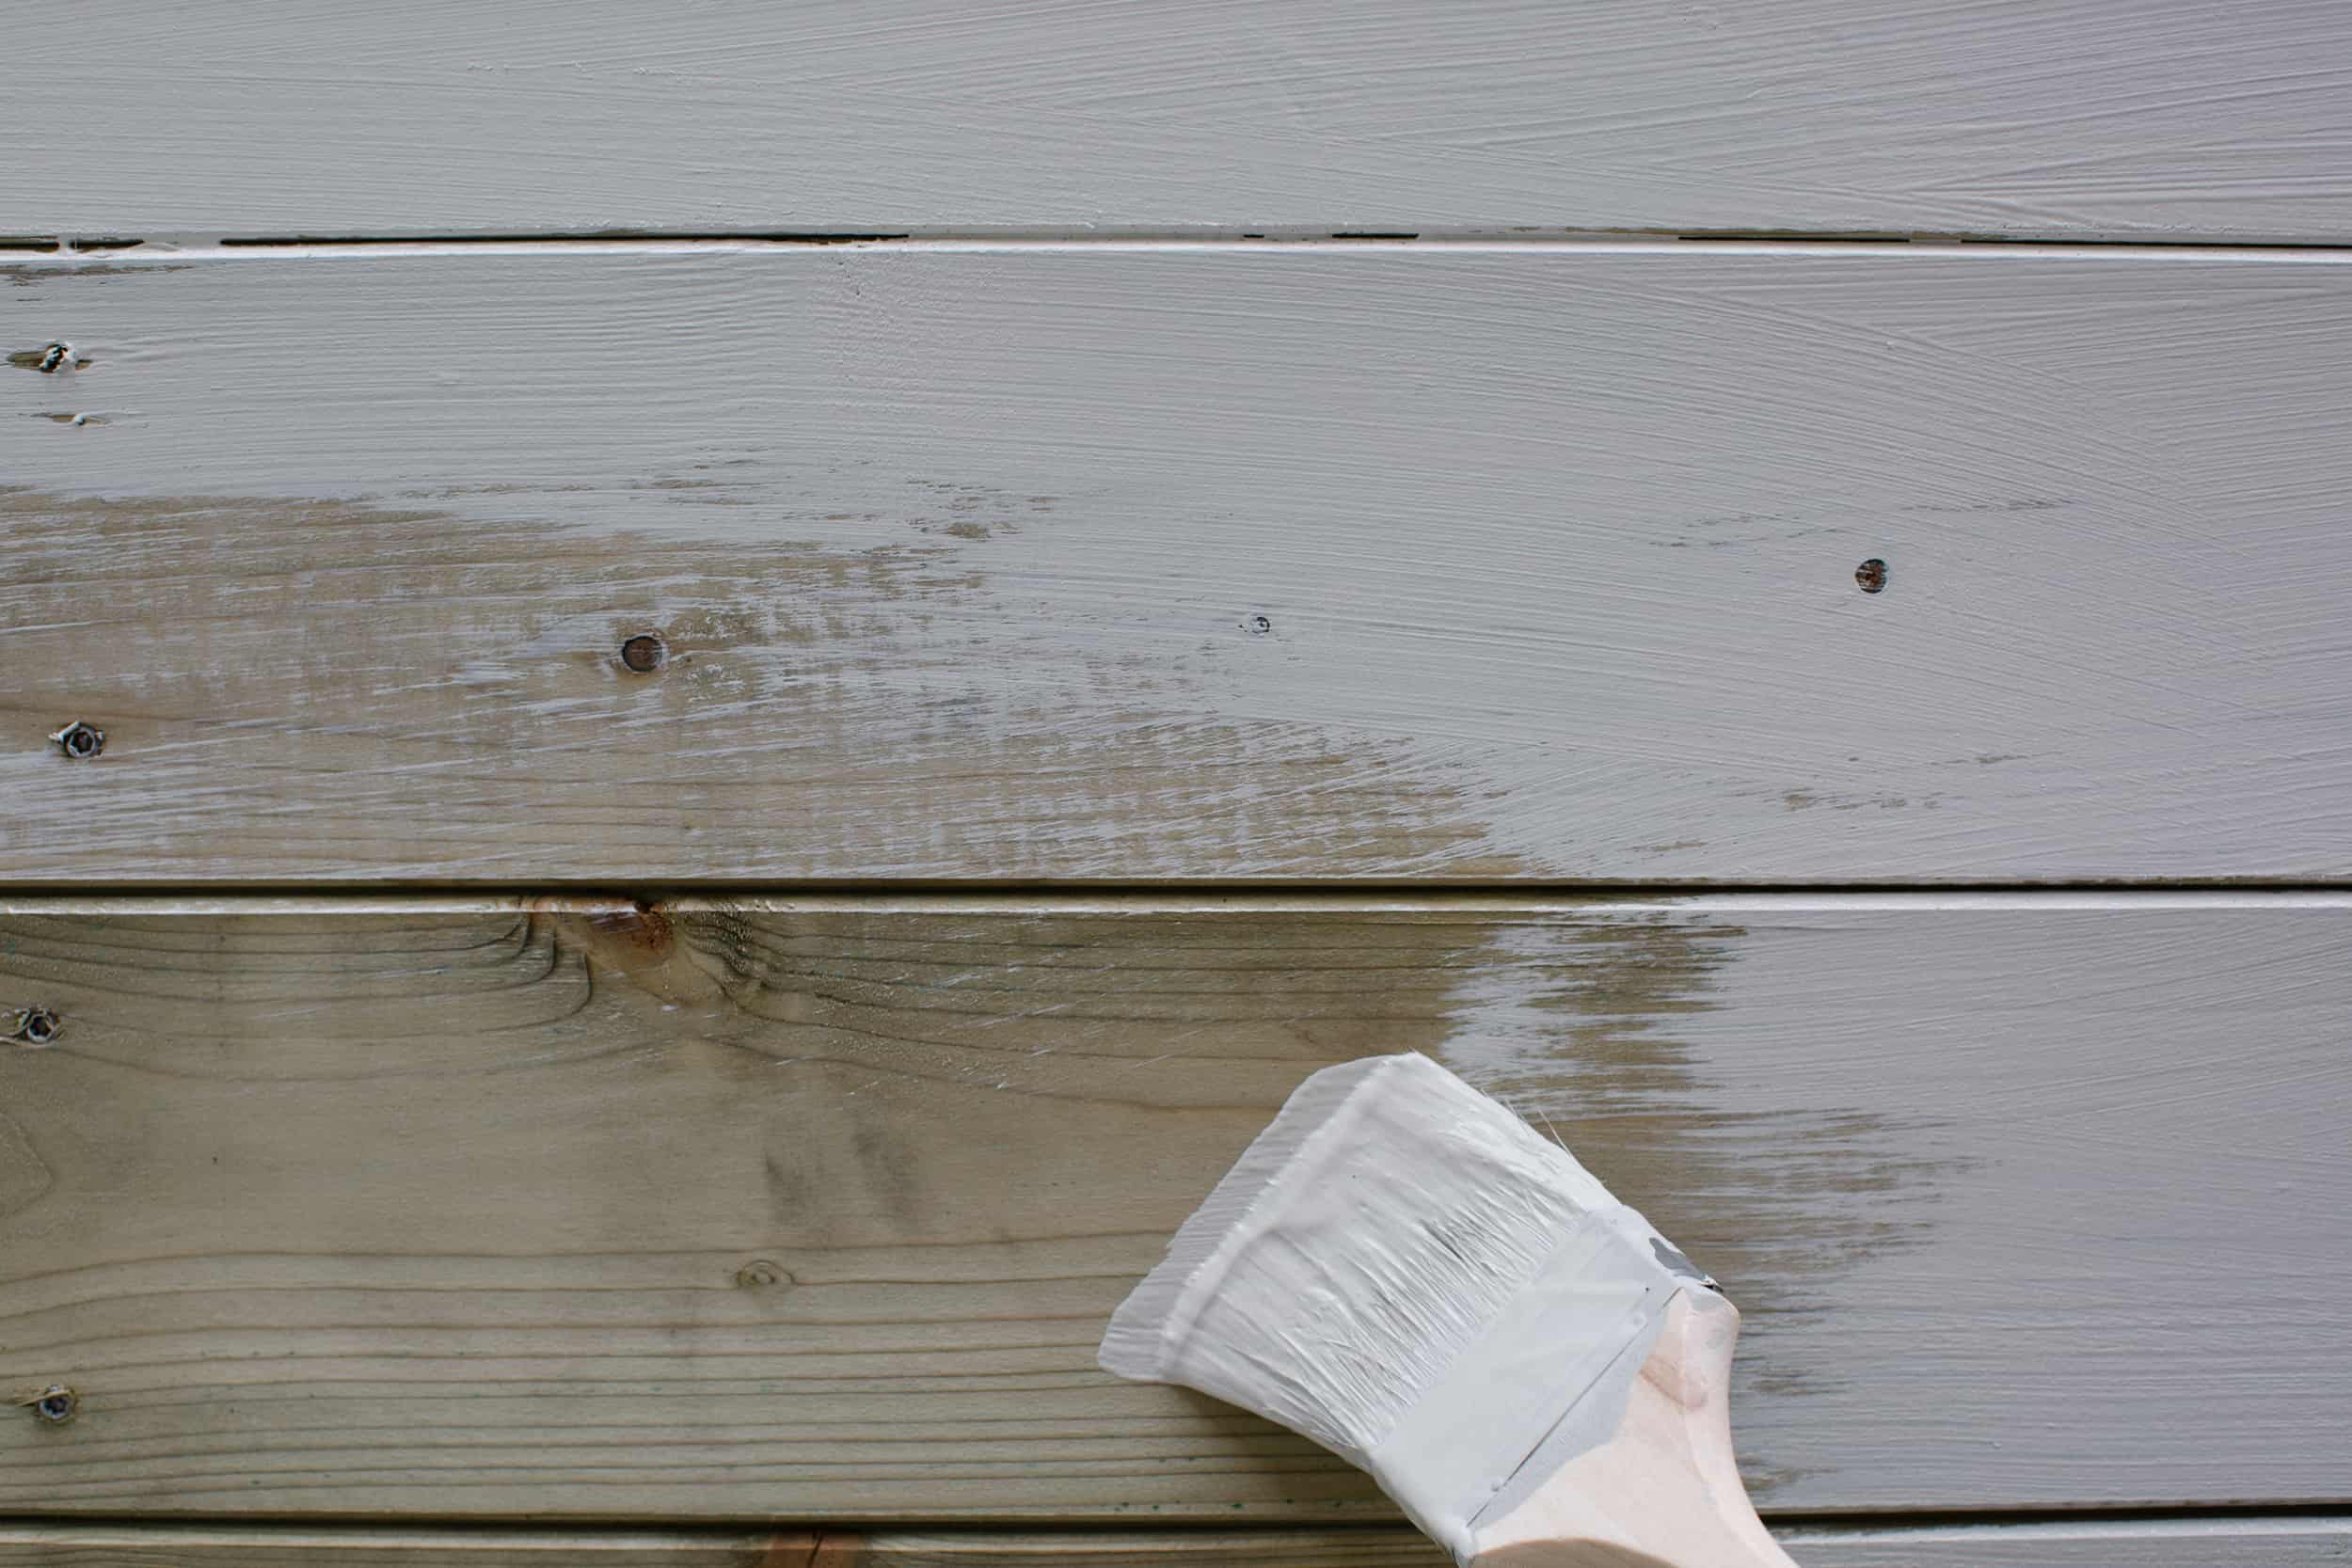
[8,1,2352,241]
[2,1519,2346,1568]
[1,895,2345,1517]
[9,245,2352,884]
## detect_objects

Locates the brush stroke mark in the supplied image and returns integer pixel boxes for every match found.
[580,903,1960,1504]
[1438,912,1965,1497]
[0,486,1518,881]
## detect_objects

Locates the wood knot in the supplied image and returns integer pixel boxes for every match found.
[759,1532,866,1568]
[811,1533,870,1567]
[735,1259,794,1291]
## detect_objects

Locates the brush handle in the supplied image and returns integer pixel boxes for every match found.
[1465,1290,1801,1568]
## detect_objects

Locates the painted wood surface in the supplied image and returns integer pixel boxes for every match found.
[8,2,2352,242]
[1,1519,2347,1568]
[1,895,2345,1517]
[10,244,2352,884]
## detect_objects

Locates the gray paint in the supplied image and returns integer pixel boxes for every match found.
[8,1,2352,240]
[9,244,2352,882]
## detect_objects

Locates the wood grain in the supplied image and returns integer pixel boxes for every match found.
[10,245,2352,883]
[0,895,2344,1517]
[0,1519,2346,1567]
[8,1,2351,240]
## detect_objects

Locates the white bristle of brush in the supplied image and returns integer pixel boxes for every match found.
[1100,1052,1730,1565]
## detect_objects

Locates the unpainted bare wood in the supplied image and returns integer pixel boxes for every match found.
[0,895,2345,1518]
[9,246,2352,882]
[0,1524,794,1567]
[0,1519,2346,1566]
[8,1,2352,240]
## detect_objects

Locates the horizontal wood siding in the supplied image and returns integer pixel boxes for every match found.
[9,246,2352,883]
[9,6,2347,1559]
[8,2,2351,240]
[0,896,2344,1517]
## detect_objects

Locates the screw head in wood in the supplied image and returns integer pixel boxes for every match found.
[619,634,667,673]
[9,1007,60,1046]
[49,721,104,759]
[1247,614,1273,635]
[27,1386,76,1424]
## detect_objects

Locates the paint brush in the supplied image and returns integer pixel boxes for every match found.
[1100,1052,1799,1568]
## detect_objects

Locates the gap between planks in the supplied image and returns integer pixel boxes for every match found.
[7,891,2352,917]
[15,880,2352,898]
[20,235,2352,263]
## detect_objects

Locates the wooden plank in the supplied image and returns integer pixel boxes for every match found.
[1780,1517,2352,1568]
[8,2,2352,241]
[0,1524,797,1567]
[1,1519,2348,1568]
[0,895,2345,1518]
[9,244,2352,884]
[866,1520,2352,1566]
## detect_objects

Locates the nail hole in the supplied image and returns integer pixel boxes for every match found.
[28,1387,75,1424]
[13,1007,60,1046]
[49,721,104,759]
[1248,615,1273,635]
[619,634,666,673]
[40,343,68,373]
[1854,558,1888,594]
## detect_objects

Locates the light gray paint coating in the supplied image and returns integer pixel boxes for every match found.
[1436,895,2352,1511]
[8,245,2352,881]
[8,0,2352,240]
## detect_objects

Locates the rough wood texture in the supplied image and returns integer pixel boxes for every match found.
[1,896,2345,1517]
[11,245,2352,883]
[0,1520,2346,1567]
[0,1524,801,1568]
[8,1,2351,240]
